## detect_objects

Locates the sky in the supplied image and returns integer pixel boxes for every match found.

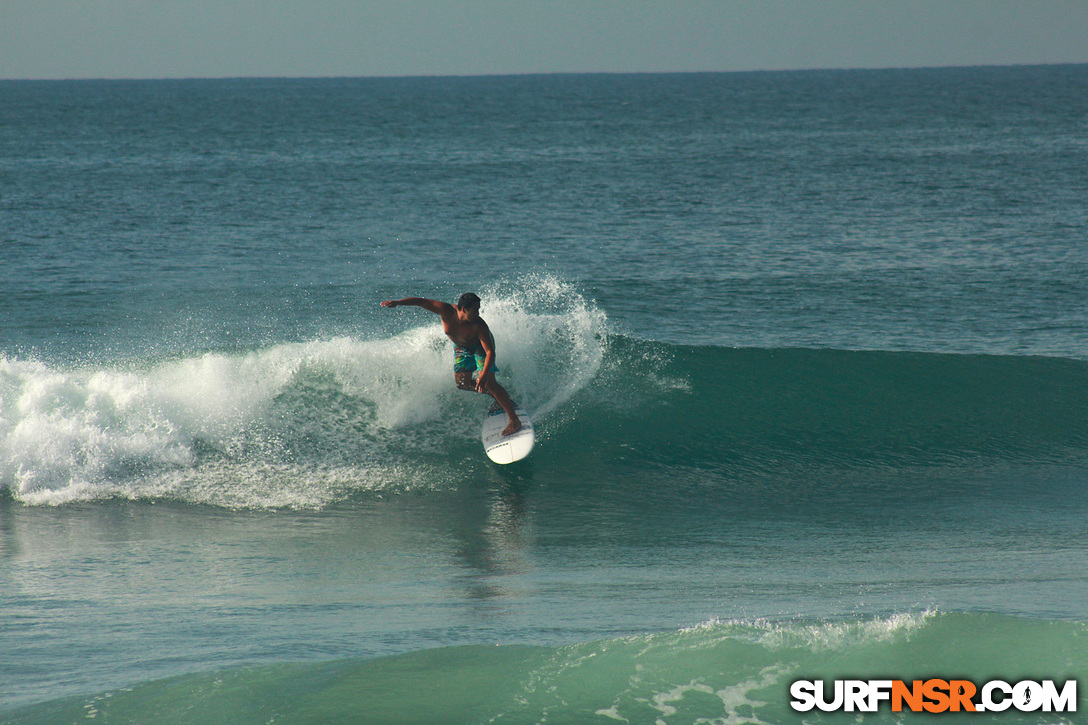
[2,0,1087,80]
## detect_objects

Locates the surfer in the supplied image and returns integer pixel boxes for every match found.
[380,293,523,436]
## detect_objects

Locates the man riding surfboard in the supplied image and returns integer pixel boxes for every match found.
[380,293,523,437]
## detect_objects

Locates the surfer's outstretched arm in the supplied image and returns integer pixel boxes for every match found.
[380,298,453,316]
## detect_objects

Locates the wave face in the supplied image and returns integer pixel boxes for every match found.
[3,303,1087,509]
[6,612,1085,724]
[581,340,1088,469]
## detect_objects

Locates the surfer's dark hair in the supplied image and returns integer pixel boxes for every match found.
[457,293,481,309]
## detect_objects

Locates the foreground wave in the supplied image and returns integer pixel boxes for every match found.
[2,329,1087,507]
[5,612,1084,724]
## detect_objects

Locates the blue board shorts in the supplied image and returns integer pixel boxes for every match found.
[454,345,497,374]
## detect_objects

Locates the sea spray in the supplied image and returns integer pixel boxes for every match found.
[475,274,608,420]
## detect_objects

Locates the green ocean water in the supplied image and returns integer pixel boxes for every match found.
[7,613,1086,724]
[2,67,1087,723]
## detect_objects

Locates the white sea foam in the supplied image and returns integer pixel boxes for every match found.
[477,274,608,419]
[679,610,938,653]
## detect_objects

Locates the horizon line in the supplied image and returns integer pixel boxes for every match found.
[3,61,1085,84]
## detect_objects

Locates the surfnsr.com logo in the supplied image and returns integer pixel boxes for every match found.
[790,679,1078,714]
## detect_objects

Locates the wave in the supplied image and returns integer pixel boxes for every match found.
[0,277,607,507]
[575,339,1088,470]
[5,611,1084,724]
[2,280,1087,507]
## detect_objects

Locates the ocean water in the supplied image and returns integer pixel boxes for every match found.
[1,66,1087,723]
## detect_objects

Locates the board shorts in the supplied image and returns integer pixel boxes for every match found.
[454,345,498,374]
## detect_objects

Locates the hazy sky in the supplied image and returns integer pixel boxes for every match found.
[2,0,1087,80]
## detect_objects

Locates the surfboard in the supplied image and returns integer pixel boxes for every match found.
[481,405,534,464]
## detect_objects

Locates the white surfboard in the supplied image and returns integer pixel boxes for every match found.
[481,405,534,464]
